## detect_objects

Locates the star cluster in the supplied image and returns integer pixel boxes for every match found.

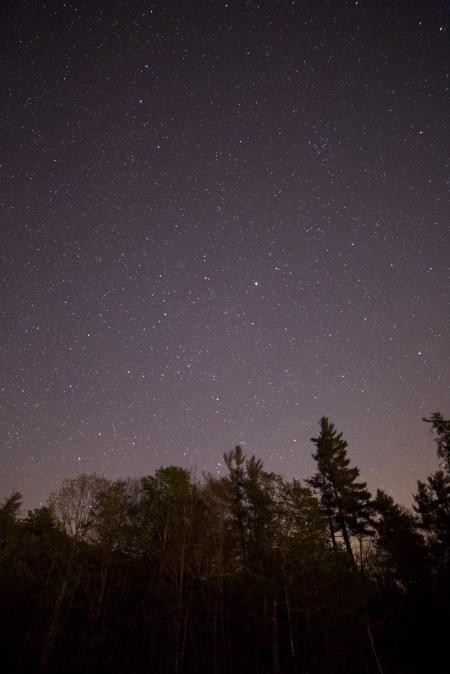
[1,0,449,506]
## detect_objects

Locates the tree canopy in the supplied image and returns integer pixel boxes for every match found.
[0,412,448,674]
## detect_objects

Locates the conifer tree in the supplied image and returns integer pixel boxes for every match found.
[223,445,248,565]
[0,491,22,550]
[307,417,372,562]
[414,413,450,567]
[422,412,450,470]
[373,489,427,587]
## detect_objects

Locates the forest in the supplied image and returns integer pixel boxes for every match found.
[1,413,449,674]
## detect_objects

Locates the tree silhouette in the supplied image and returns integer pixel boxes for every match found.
[308,417,372,563]
[423,412,450,469]
[0,413,449,674]
[414,412,450,569]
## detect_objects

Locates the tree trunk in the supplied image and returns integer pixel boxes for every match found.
[283,563,296,673]
[39,541,77,671]
[271,598,281,674]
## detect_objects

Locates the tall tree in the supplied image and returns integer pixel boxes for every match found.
[308,418,384,674]
[138,467,199,674]
[223,446,248,567]
[414,471,450,567]
[414,412,450,568]
[307,417,372,563]
[0,491,22,550]
[423,412,450,469]
[40,475,110,670]
[373,489,427,587]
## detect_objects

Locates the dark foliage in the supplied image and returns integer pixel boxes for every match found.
[0,414,449,674]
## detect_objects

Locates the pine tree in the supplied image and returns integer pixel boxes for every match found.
[0,491,22,550]
[307,417,372,563]
[373,489,427,587]
[308,419,384,674]
[414,413,450,568]
[422,411,450,470]
[223,445,248,565]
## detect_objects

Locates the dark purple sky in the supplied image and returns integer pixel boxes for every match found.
[1,0,449,508]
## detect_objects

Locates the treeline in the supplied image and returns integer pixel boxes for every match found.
[1,413,449,674]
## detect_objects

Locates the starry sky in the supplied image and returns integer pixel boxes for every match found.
[1,0,449,508]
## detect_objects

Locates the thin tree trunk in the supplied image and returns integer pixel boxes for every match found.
[366,622,384,674]
[325,505,338,552]
[283,562,296,672]
[39,541,77,671]
[272,598,281,674]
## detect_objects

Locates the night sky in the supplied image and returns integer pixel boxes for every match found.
[1,0,449,508]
